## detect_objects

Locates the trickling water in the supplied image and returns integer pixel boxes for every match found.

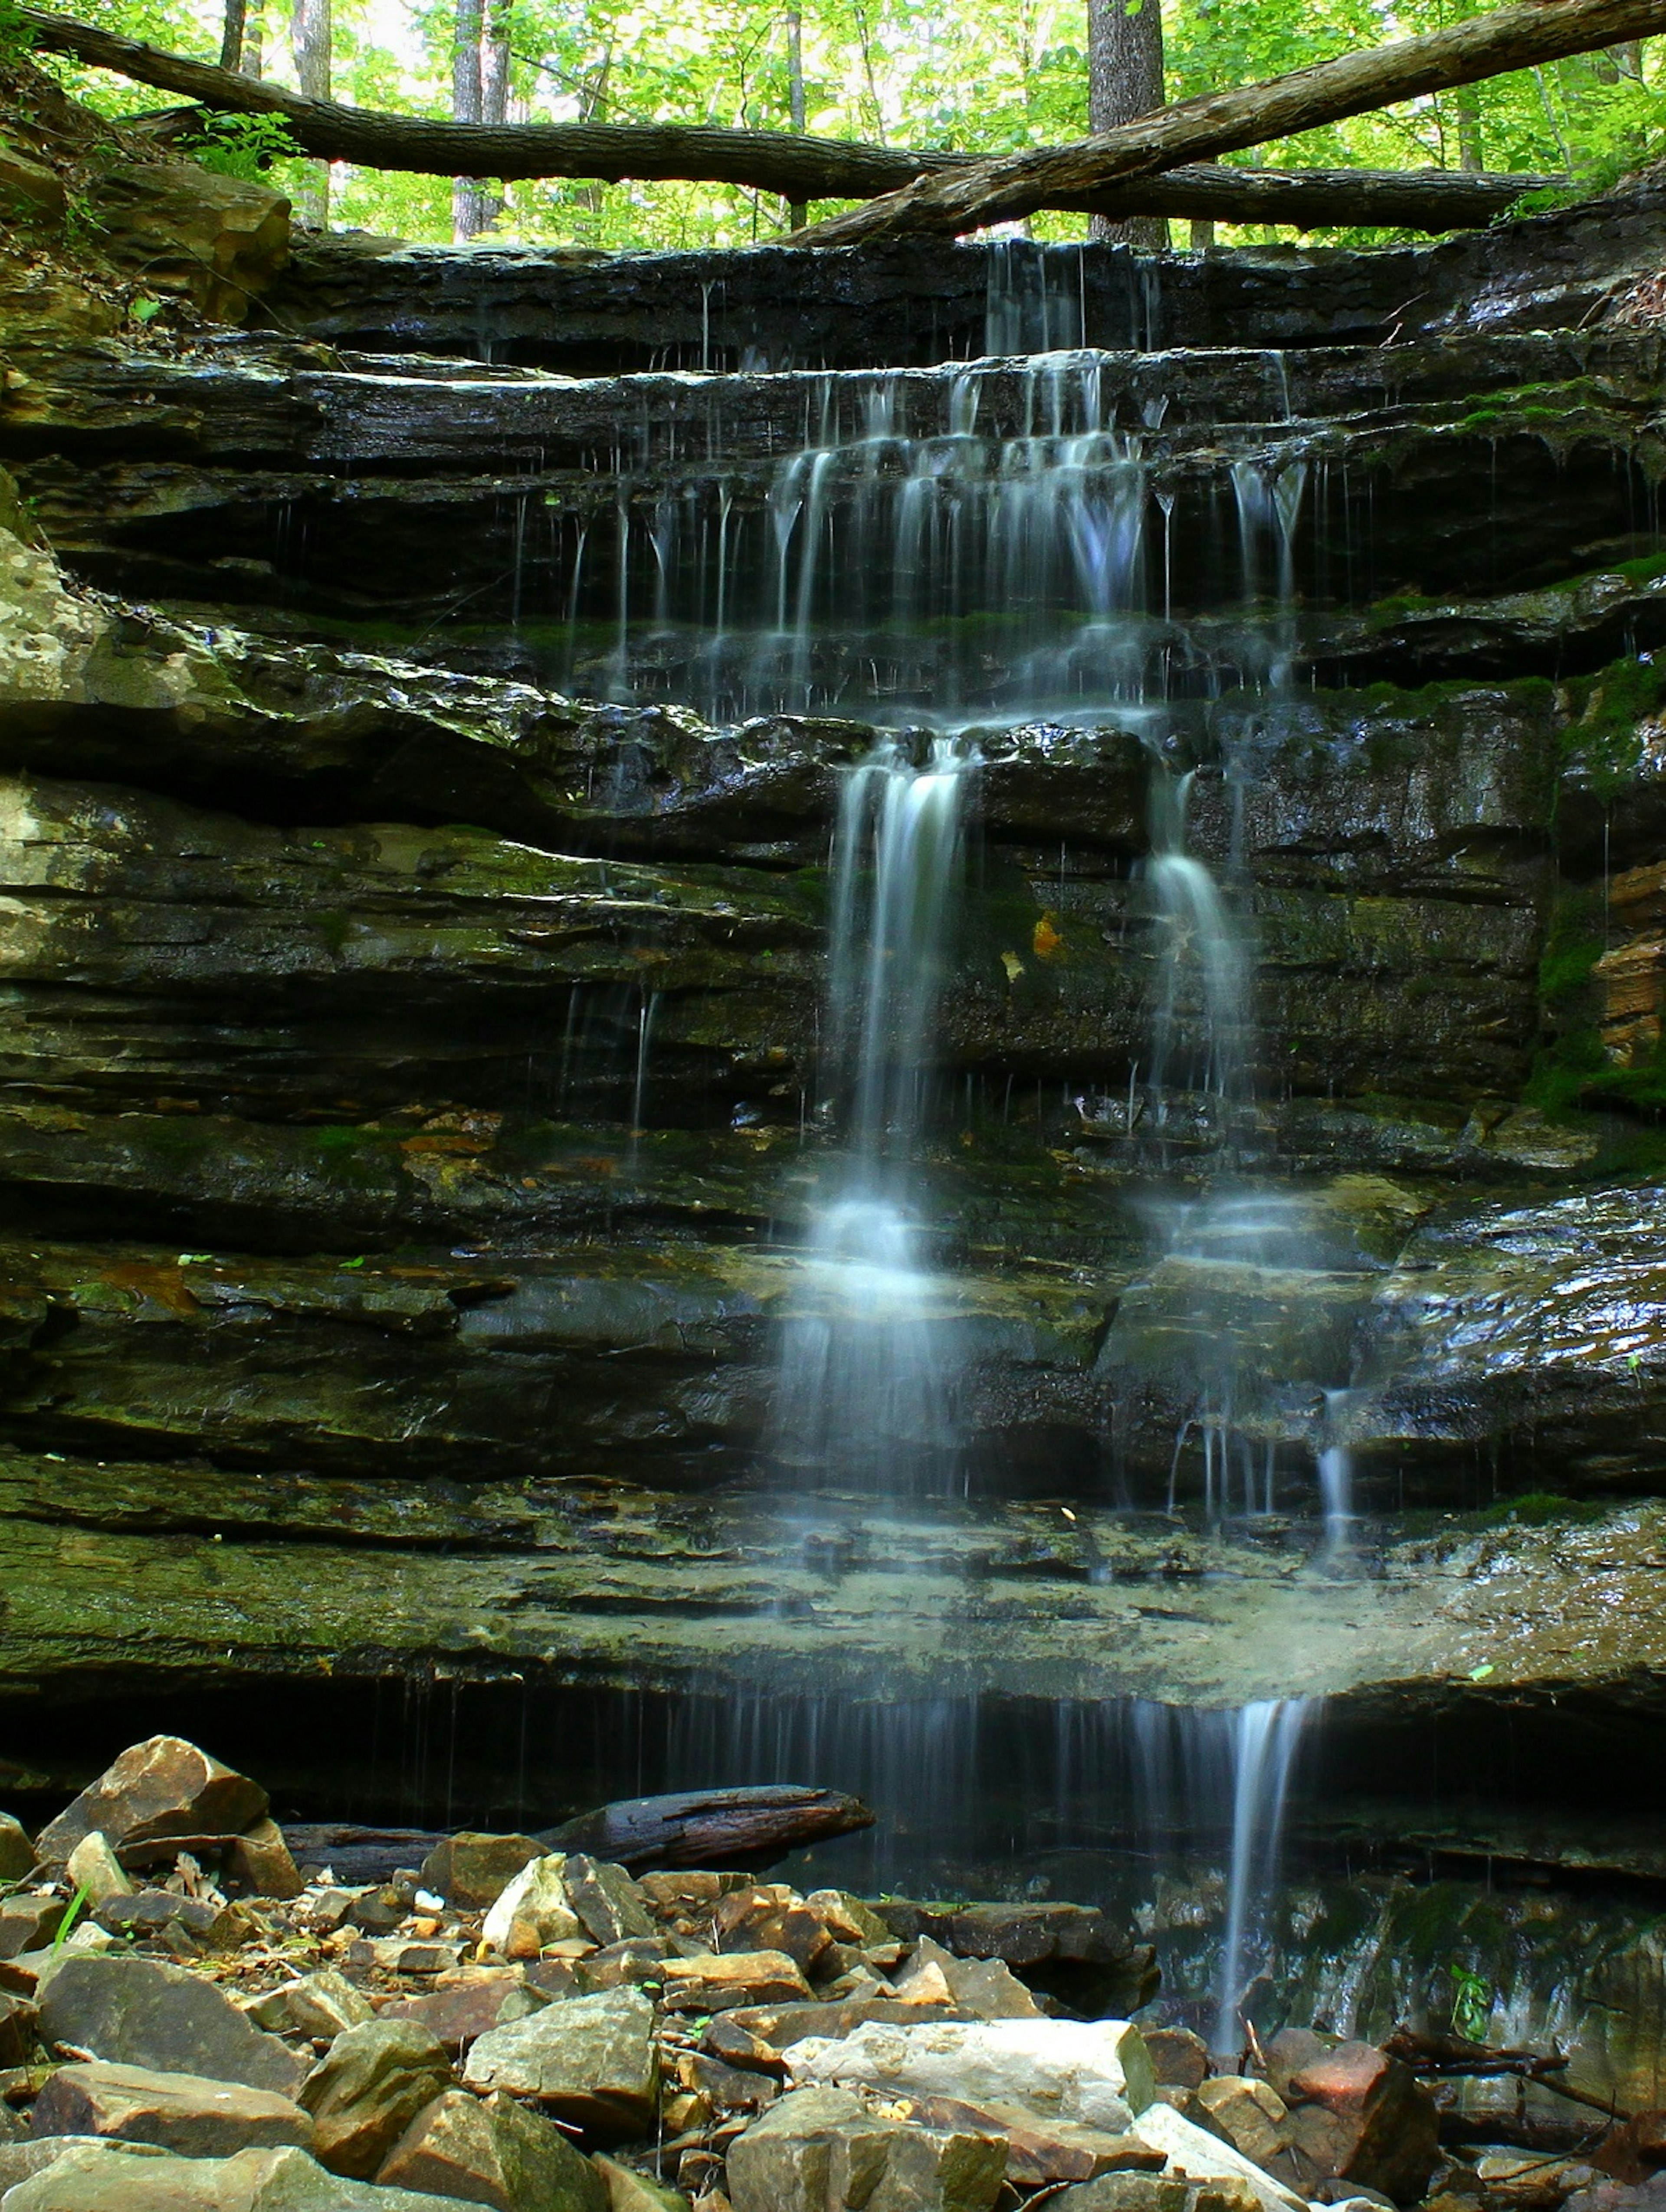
[773,738,977,1491]
[1215,1698,1309,2059]
[539,357,1321,723]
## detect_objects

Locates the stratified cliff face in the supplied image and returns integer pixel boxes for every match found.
[5,177,1666,1746]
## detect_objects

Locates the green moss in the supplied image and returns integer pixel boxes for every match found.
[1474,1491,1608,1527]
[1561,654,1666,798]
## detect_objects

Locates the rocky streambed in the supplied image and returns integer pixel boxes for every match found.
[0,1728,1642,2212]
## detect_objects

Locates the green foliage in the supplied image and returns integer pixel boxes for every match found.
[26,0,1666,250]
[185,109,304,179]
[51,1880,92,1956]
[0,0,36,67]
[1450,1960,1492,2041]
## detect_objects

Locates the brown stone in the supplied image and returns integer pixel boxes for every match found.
[0,1817,36,1885]
[1196,2076,1292,2172]
[94,1893,249,1952]
[1282,2041,1440,2203]
[0,1901,64,1960]
[714,1886,833,1974]
[0,1992,35,2067]
[722,1996,965,2051]
[897,2095,1167,2186]
[1054,2178,1190,2212]
[419,1833,544,1912]
[29,2059,314,2159]
[63,1835,130,1910]
[223,1819,303,1901]
[379,1973,524,2054]
[562,1858,656,1948]
[379,2087,607,2211]
[83,163,290,325]
[660,1951,813,2013]
[298,2019,454,2179]
[636,1872,749,1913]
[1147,2029,1211,2091]
[35,1739,267,1862]
[591,2155,691,2211]
[0,148,66,221]
[895,1939,1041,2022]
[36,1953,305,2095]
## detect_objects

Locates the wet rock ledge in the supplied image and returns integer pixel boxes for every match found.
[9,174,1666,1727]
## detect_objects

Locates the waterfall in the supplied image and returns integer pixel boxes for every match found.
[773,737,976,1491]
[1215,1698,1308,2060]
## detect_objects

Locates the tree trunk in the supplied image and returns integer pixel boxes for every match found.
[453,0,484,240]
[785,5,807,229]
[14,4,1593,232]
[1089,0,1168,249]
[289,0,331,226]
[1454,88,1484,170]
[219,0,246,73]
[479,0,510,230]
[241,0,262,79]
[787,0,1666,243]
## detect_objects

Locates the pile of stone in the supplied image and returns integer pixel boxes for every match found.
[0,1736,1446,2212]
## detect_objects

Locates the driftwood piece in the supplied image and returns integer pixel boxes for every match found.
[788,0,1666,243]
[1385,2027,1629,2121]
[282,1823,446,1884]
[22,7,1553,233]
[539,1785,876,1871]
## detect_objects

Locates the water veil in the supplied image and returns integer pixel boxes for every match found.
[772,737,977,1493]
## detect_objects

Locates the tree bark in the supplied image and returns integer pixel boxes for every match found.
[219,0,246,73]
[785,5,808,229]
[241,0,263,80]
[452,0,485,240]
[479,0,510,229]
[786,0,1666,243]
[288,0,331,227]
[540,1786,876,1871]
[1089,0,1168,249]
[15,5,1572,231]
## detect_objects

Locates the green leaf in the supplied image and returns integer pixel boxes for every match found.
[130,297,164,323]
[1468,1662,1495,1680]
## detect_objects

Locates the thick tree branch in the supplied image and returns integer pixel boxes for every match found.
[20,4,1557,231]
[787,0,1666,243]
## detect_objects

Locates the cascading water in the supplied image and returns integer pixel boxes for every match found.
[657,341,1350,2022]
[772,737,976,1491]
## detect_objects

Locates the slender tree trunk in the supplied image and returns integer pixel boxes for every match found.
[1089,0,1169,247]
[241,0,263,79]
[453,0,485,238]
[785,5,807,227]
[1454,87,1483,168]
[219,0,246,72]
[1189,216,1213,245]
[479,0,510,229]
[290,0,331,224]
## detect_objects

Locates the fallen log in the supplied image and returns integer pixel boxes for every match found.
[21,7,1554,233]
[788,0,1666,243]
[1384,2026,1629,2122]
[282,1823,446,1884]
[538,1785,876,1871]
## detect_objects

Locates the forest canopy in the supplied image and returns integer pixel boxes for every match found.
[8,0,1664,251]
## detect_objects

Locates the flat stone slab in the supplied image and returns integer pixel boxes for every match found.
[30,2059,313,2158]
[36,1954,305,2097]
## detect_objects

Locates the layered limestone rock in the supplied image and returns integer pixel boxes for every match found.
[5,200,1666,1736]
